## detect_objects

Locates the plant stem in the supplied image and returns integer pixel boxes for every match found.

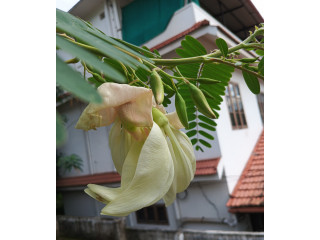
[151,27,264,66]
[208,58,264,80]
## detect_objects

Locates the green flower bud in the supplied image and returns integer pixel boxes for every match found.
[187,83,216,119]
[175,92,189,129]
[150,70,164,105]
[152,107,168,128]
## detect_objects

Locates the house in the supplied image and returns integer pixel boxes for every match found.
[56,0,264,236]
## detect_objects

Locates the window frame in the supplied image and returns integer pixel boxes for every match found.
[256,92,264,124]
[225,82,248,130]
[135,204,169,225]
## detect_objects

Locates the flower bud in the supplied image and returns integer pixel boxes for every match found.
[187,83,216,119]
[150,70,164,105]
[175,92,189,129]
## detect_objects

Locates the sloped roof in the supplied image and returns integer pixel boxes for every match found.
[199,0,264,40]
[226,130,264,213]
[150,20,210,51]
[195,158,220,176]
[56,158,220,188]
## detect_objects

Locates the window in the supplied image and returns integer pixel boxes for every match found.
[225,82,247,129]
[257,93,264,124]
[136,204,169,225]
[249,213,264,231]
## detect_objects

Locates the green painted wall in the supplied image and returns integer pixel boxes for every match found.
[122,0,199,45]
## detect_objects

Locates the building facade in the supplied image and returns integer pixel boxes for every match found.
[57,0,264,234]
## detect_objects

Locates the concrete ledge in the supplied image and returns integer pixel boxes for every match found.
[56,215,126,240]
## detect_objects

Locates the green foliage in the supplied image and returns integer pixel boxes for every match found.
[242,67,260,94]
[56,56,102,103]
[175,36,234,151]
[215,38,229,57]
[56,9,264,152]
[56,153,83,176]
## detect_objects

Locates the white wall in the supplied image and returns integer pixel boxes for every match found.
[175,179,252,231]
[216,70,263,193]
[57,101,116,177]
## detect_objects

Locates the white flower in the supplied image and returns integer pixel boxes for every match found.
[76,83,195,216]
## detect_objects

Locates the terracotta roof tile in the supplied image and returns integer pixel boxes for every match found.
[150,20,210,51]
[226,131,264,212]
[195,158,220,176]
[57,157,221,188]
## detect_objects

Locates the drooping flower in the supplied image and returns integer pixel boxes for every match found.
[76,82,195,216]
[75,82,153,141]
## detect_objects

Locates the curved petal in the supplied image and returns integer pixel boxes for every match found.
[109,120,133,174]
[84,184,122,204]
[163,137,178,206]
[76,83,153,131]
[101,123,174,216]
[85,138,144,206]
[171,128,196,175]
[164,125,195,193]
[166,111,185,130]
[75,104,116,130]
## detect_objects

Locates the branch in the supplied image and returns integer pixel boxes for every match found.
[208,58,264,80]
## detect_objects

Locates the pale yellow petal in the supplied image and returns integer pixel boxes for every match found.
[171,128,196,175]
[164,125,195,193]
[166,111,185,129]
[101,123,174,216]
[109,120,133,174]
[163,137,178,206]
[75,104,116,130]
[85,184,122,204]
[97,83,151,109]
[76,83,153,131]
[116,92,153,129]
[119,140,144,189]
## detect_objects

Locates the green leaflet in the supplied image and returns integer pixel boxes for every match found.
[258,57,264,76]
[215,38,229,57]
[174,35,234,151]
[56,9,150,71]
[242,69,260,94]
[56,55,102,103]
[56,35,126,83]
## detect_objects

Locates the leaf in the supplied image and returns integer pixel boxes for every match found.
[198,122,216,131]
[195,145,204,152]
[239,57,259,63]
[199,130,214,140]
[215,38,228,57]
[57,112,67,147]
[188,121,197,129]
[198,115,217,126]
[242,69,260,94]
[56,55,102,103]
[199,139,212,148]
[56,35,127,83]
[87,77,103,88]
[56,9,149,71]
[185,35,207,55]
[186,130,197,138]
[191,138,198,145]
[153,49,161,58]
[255,49,264,56]
[141,46,158,58]
[258,57,264,76]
